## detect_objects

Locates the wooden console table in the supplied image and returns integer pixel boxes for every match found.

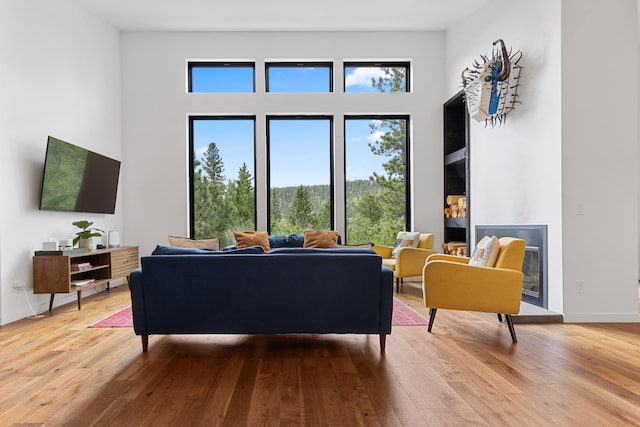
[33,246,139,311]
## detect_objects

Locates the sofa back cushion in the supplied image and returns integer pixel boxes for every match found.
[269,247,376,255]
[153,245,264,255]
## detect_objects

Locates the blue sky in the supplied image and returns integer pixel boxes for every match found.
[191,66,396,187]
[192,118,386,187]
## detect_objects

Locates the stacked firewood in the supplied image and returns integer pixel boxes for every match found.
[444,195,467,218]
[443,242,467,256]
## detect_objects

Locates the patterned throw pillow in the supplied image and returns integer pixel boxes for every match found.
[391,231,421,258]
[234,231,271,252]
[168,236,220,250]
[303,229,340,248]
[469,236,501,267]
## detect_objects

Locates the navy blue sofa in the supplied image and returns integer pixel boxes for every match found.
[129,247,394,352]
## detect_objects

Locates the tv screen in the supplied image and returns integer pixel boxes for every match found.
[39,136,121,214]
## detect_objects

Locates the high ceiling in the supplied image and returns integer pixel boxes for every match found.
[71,0,493,32]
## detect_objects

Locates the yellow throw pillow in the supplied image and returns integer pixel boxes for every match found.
[234,231,270,252]
[303,229,339,248]
[469,236,500,267]
[168,236,220,250]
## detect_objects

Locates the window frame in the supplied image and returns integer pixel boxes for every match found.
[343,61,411,93]
[188,115,258,239]
[343,114,411,244]
[266,115,335,234]
[187,61,256,93]
[265,62,334,93]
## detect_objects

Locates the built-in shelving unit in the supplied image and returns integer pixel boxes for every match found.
[443,91,470,255]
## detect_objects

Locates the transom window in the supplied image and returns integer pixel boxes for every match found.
[343,62,410,93]
[266,62,333,93]
[188,62,255,93]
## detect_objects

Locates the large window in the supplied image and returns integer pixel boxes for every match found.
[267,117,333,235]
[189,117,256,247]
[188,62,255,93]
[343,62,409,93]
[266,62,332,92]
[187,59,412,246]
[345,116,409,245]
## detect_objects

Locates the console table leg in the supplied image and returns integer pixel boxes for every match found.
[77,290,82,310]
[49,294,55,312]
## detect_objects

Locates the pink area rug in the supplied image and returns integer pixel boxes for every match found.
[91,306,132,328]
[91,299,427,328]
[392,298,428,326]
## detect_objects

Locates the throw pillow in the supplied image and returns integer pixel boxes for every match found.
[268,235,289,249]
[234,231,270,252]
[469,236,501,267]
[168,236,220,250]
[391,231,421,258]
[287,233,305,247]
[303,229,339,248]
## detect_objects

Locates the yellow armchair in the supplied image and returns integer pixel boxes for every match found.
[373,233,437,293]
[422,237,525,342]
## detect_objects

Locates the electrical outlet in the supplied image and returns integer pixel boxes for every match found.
[577,280,585,294]
[13,280,27,290]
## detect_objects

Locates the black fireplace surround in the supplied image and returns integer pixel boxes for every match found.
[476,225,548,309]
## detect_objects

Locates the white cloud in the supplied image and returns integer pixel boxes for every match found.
[195,146,208,158]
[345,67,385,88]
[367,130,385,143]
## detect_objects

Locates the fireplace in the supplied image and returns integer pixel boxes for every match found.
[476,225,548,309]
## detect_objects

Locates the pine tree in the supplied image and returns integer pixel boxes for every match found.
[288,185,313,230]
[194,142,231,242]
[228,163,254,231]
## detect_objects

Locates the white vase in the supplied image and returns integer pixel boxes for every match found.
[78,238,93,251]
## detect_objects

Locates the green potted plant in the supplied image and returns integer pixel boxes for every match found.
[72,220,104,251]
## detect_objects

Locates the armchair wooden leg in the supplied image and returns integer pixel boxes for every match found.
[505,315,517,343]
[395,278,400,293]
[427,308,437,332]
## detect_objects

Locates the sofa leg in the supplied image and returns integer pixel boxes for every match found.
[141,335,149,352]
[379,334,386,352]
[427,308,437,333]
[505,315,517,343]
[497,313,503,323]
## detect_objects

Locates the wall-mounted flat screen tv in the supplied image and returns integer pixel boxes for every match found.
[39,136,121,214]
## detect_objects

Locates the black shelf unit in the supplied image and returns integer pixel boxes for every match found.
[443,90,470,253]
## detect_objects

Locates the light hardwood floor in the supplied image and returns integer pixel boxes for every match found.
[1,281,639,426]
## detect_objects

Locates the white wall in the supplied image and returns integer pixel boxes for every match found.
[446,0,564,312]
[0,0,123,324]
[561,0,639,321]
[446,0,639,321]
[120,31,446,257]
